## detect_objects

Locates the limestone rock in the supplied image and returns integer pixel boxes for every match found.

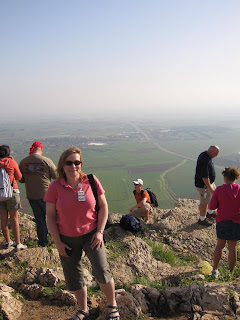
[96,289,142,320]
[19,283,44,299]
[38,267,64,287]
[94,280,240,319]
[83,267,98,288]
[106,225,174,285]
[47,289,77,305]
[0,283,22,320]
[131,285,162,315]
[14,247,61,268]
[23,267,38,284]
[131,285,150,313]
[20,266,64,286]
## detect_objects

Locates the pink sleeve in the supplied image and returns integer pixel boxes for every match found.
[209,188,219,210]
[44,181,58,203]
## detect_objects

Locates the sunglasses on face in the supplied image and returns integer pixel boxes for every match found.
[65,160,81,166]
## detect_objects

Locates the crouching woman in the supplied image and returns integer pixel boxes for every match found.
[44,147,120,320]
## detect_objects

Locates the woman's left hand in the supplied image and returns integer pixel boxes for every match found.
[91,231,103,250]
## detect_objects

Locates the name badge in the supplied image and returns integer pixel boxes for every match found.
[78,195,86,201]
[77,184,85,201]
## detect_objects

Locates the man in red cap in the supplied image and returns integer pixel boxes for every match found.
[19,141,58,246]
[29,141,43,155]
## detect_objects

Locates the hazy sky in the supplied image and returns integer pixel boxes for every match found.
[1,1,240,120]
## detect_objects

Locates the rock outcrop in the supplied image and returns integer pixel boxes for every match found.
[0,284,22,320]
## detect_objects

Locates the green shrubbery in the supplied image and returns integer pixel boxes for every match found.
[146,240,181,266]
[0,308,6,320]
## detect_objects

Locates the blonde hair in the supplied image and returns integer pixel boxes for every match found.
[222,167,240,182]
[57,146,85,180]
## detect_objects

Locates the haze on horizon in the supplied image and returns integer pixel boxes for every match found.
[1,0,240,121]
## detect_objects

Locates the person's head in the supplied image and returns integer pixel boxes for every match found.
[222,167,240,183]
[0,145,10,159]
[133,178,143,193]
[29,141,43,155]
[207,145,220,158]
[57,146,84,180]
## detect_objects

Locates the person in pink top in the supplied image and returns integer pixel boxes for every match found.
[209,167,240,278]
[0,145,27,251]
[44,147,120,320]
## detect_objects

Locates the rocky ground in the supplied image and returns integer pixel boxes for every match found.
[0,199,240,320]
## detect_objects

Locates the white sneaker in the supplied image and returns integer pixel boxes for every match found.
[16,243,27,251]
[4,240,14,249]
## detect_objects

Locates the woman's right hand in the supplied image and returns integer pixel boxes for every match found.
[46,203,72,258]
[56,241,72,258]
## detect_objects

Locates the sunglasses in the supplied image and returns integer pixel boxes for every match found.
[65,160,81,166]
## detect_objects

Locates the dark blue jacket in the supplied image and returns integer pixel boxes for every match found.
[195,151,215,188]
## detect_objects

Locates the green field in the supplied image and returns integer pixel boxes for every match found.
[82,141,180,213]
[1,119,240,214]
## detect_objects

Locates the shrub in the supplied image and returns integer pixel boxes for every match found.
[146,240,180,266]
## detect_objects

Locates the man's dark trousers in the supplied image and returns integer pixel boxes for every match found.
[29,199,48,247]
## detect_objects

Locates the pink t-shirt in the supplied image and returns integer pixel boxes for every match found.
[209,183,240,223]
[44,175,105,237]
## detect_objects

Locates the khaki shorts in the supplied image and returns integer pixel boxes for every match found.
[196,183,215,205]
[129,203,153,219]
[60,229,112,291]
[0,191,21,211]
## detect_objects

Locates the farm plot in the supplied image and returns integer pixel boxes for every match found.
[158,125,240,161]
[165,161,227,201]
[83,141,182,212]
[165,161,198,200]
[92,167,135,214]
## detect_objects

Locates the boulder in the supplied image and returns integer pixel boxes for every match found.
[96,289,142,320]
[19,283,44,299]
[0,283,22,320]
[14,247,61,268]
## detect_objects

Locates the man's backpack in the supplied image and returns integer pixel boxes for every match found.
[120,215,142,232]
[144,188,158,207]
[0,168,13,201]
[87,174,113,229]
[133,188,158,207]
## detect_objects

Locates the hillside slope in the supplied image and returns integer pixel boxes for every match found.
[0,199,239,320]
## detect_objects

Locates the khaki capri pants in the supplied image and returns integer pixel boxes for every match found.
[60,229,112,291]
[129,203,153,219]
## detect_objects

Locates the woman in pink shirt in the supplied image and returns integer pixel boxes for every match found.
[209,167,240,278]
[44,147,120,320]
